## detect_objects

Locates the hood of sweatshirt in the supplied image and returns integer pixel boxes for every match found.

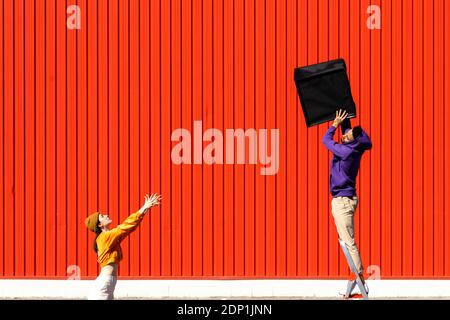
[343,129,372,152]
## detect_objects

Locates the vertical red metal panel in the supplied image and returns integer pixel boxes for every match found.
[402,0,414,277]
[3,0,14,278]
[265,0,276,277]
[66,0,78,276]
[149,0,161,277]
[107,0,120,274]
[45,0,56,277]
[170,0,182,277]
[0,0,4,278]
[201,0,213,278]
[286,0,297,277]
[423,0,434,277]
[254,0,265,277]
[160,0,172,276]
[129,0,140,277]
[181,0,193,277]
[24,0,36,277]
[129,0,138,276]
[2,0,450,279]
[370,0,381,274]
[223,0,234,277]
[233,0,245,277]
[445,0,450,277]
[244,0,255,276]
[77,0,88,277]
[433,0,445,277]
[276,0,287,277]
[381,0,392,276]
[307,0,318,277]
[35,0,45,277]
[138,0,150,277]
[191,0,202,277]
[97,0,109,273]
[412,0,424,277]
[87,0,98,278]
[118,0,130,277]
[317,0,329,277]
[212,0,224,277]
[296,0,307,277]
[391,0,403,277]
[56,0,67,277]
[14,0,24,277]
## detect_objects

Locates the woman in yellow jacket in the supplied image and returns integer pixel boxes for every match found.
[85,193,162,300]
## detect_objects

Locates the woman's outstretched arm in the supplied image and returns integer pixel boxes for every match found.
[109,194,162,243]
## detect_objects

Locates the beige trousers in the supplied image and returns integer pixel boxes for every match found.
[331,196,363,274]
[87,265,118,300]
[88,273,117,300]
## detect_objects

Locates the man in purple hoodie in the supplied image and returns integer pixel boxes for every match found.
[322,109,372,283]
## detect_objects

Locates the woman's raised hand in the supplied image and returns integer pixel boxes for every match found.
[142,193,162,212]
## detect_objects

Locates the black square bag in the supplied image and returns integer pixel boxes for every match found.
[294,58,356,127]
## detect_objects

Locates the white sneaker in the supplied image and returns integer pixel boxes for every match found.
[353,280,369,295]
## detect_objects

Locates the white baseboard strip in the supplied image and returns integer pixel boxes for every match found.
[0,280,449,299]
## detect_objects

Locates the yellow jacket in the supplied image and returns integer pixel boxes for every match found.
[96,211,144,268]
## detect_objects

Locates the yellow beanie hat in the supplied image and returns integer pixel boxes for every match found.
[85,212,100,233]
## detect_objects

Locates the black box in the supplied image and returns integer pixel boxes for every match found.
[294,58,356,127]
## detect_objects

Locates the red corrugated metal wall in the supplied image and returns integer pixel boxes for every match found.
[0,0,449,279]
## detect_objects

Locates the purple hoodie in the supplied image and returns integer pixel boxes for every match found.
[322,119,372,197]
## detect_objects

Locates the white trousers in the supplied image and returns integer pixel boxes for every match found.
[87,273,118,300]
